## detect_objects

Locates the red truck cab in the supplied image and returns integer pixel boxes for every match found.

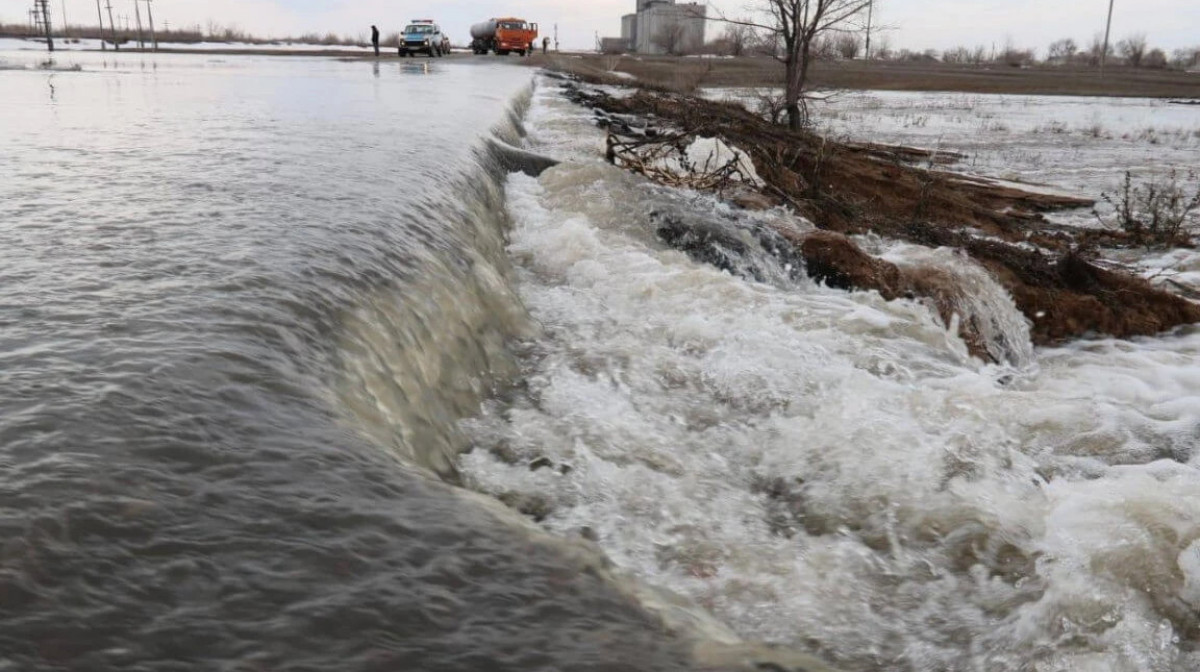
[470,18,539,56]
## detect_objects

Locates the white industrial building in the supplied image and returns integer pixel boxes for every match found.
[615,0,707,55]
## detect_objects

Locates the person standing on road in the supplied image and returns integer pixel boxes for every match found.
[542,37,550,54]
[371,25,380,57]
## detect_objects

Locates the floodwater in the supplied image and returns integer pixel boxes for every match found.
[3,49,1200,672]
[0,52,698,671]
[461,84,1200,672]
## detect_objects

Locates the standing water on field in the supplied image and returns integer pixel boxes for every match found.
[2,49,1199,672]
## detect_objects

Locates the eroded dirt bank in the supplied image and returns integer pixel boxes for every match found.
[556,80,1200,358]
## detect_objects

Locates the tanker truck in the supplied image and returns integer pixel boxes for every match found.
[470,18,539,56]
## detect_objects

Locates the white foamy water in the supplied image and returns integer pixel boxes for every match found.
[1,52,726,671]
[461,80,1200,671]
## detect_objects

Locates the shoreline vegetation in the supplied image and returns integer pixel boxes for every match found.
[536,60,1200,361]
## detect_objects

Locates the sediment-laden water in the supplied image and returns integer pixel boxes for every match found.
[0,53,704,672]
[459,82,1200,672]
[3,50,1199,672]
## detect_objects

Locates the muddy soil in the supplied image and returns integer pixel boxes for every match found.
[559,81,1200,357]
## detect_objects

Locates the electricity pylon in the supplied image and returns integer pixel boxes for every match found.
[34,0,54,52]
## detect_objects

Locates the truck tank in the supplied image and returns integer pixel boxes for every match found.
[469,21,499,41]
[470,18,537,56]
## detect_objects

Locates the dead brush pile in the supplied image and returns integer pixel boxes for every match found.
[564,84,1200,352]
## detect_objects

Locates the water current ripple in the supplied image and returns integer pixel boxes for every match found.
[0,52,700,671]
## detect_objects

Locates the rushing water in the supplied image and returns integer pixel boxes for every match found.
[459,83,1200,672]
[3,51,1200,672]
[0,53,709,671]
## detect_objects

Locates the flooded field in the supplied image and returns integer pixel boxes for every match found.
[806,90,1200,288]
[0,50,705,672]
[3,46,1200,672]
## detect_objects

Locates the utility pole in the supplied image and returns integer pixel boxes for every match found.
[36,0,55,52]
[95,0,106,49]
[133,0,144,48]
[142,0,156,50]
[1101,0,1115,75]
[105,0,118,49]
[60,0,67,32]
[864,0,874,59]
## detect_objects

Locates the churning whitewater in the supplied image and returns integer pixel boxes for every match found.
[459,78,1200,671]
[2,46,1198,672]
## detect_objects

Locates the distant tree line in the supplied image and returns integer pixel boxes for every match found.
[696,25,1199,71]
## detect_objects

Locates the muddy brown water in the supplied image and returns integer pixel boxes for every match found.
[0,52,699,672]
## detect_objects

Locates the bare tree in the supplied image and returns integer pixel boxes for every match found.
[875,33,893,60]
[996,37,1034,67]
[943,45,989,66]
[1144,48,1168,69]
[1118,33,1147,67]
[811,34,837,60]
[751,28,782,58]
[710,0,872,130]
[895,48,938,62]
[1171,46,1200,68]
[1047,38,1078,63]
[1086,33,1111,66]
[835,32,861,59]
[941,46,970,64]
[940,45,969,63]
[723,22,753,57]
[652,23,688,56]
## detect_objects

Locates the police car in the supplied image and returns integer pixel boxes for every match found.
[399,19,450,58]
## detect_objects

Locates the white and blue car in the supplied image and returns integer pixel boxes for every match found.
[399,20,450,58]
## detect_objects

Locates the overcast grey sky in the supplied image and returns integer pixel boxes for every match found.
[2,0,1197,54]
